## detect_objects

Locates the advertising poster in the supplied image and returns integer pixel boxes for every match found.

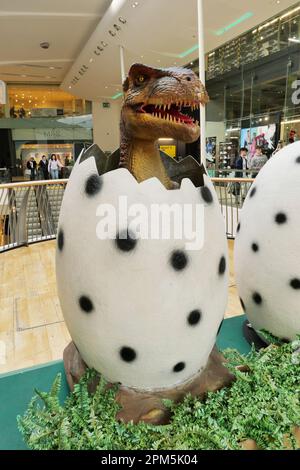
[240,124,277,158]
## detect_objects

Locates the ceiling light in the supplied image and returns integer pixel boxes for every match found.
[97,46,104,52]
[29,100,32,103]
[158,138,174,142]
[105,86,108,89]
[114,24,121,31]
[46,76,51,78]
[15,99,18,103]
[190,62,193,65]
[21,74,27,77]
[101,41,108,47]
[119,17,127,24]
[15,94,18,97]
[94,50,101,55]
[69,86,72,89]
[141,55,144,58]
[49,66,55,70]
[214,12,254,36]
[111,92,123,99]
[132,1,139,6]
[89,58,94,63]
[22,103,24,106]
[109,30,116,37]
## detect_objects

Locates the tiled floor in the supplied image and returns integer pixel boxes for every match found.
[0,239,242,374]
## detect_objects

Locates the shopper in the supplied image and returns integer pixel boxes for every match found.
[39,155,49,180]
[232,148,248,197]
[48,154,61,179]
[26,157,37,181]
[235,147,248,177]
[249,146,268,176]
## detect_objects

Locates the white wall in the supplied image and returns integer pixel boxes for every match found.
[205,121,226,146]
[92,100,122,153]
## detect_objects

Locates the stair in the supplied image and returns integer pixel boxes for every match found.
[14,188,43,241]
[46,186,65,234]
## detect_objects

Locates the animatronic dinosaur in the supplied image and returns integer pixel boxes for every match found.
[80,63,209,188]
[60,64,233,426]
[119,63,208,188]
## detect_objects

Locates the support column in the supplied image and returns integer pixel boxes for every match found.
[197,0,206,167]
[120,45,126,84]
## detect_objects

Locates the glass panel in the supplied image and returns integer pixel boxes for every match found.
[6,84,86,119]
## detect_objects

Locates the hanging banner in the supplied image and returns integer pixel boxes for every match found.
[0,80,6,104]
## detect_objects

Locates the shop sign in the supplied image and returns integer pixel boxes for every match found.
[12,127,92,141]
[0,80,6,105]
[159,145,176,158]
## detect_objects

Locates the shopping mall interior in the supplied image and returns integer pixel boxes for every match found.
[1,0,300,453]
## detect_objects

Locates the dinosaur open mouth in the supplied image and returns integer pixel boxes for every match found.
[137,103,199,126]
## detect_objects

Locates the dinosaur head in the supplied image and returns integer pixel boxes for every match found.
[121,63,209,143]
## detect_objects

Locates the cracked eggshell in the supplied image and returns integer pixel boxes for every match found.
[235,142,300,341]
[56,149,228,391]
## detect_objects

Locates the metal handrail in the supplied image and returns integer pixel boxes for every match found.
[0,177,255,252]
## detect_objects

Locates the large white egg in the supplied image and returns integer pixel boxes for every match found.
[56,145,228,391]
[235,142,300,341]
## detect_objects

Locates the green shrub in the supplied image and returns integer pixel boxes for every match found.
[18,343,300,450]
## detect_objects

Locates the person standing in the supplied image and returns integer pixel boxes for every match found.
[249,146,268,176]
[26,157,37,181]
[48,154,60,179]
[233,148,249,197]
[235,147,249,178]
[39,155,49,180]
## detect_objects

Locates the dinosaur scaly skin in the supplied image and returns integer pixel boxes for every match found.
[120,64,209,189]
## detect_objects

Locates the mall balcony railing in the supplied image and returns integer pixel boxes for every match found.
[0,177,255,252]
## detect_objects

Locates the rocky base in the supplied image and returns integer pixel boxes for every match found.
[63,341,235,425]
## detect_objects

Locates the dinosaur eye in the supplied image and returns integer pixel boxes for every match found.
[186,76,192,82]
[135,75,146,86]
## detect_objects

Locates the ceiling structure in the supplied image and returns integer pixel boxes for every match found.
[0,0,298,101]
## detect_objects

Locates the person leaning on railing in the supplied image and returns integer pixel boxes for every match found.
[249,146,268,178]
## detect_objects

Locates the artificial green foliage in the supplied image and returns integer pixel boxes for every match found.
[18,343,300,450]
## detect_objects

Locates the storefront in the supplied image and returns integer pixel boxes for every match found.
[0,84,93,180]
[191,4,300,168]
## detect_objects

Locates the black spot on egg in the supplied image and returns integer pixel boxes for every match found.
[290,278,300,290]
[201,186,213,204]
[115,229,137,252]
[253,292,263,305]
[240,298,246,312]
[275,213,287,225]
[217,320,224,335]
[252,243,259,253]
[85,174,102,196]
[187,310,201,326]
[237,223,241,233]
[170,250,188,271]
[218,256,226,276]
[249,187,257,198]
[79,295,94,313]
[57,229,64,252]
[296,156,300,164]
[120,347,136,362]
[173,362,185,373]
